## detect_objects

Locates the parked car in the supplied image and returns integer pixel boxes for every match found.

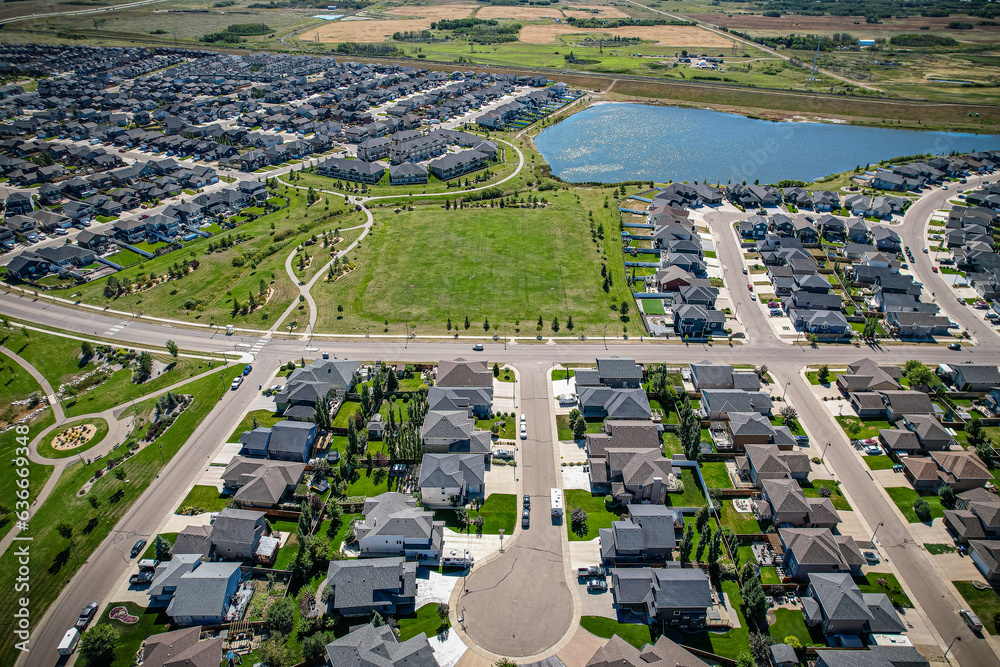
[769,308,782,317]
[795,435,809,446]
[922,247,929,253]
[242,364,252,376]
[578,565,601,577]
[931,266,939,273]
[230,376,243,390]
[130,538,147,558]
[75,603,98,630]
[587,579,608,592]
[864,445,882,455]
[960,609,983,633]
[750,293,757,301]
[523,494,530,508]
[129,571,153,585]
[748,283,753,291]
[521,508,530,528]
[862,550,880,564]
[948,343,962,351]
[472,343,484,351]
[520,424,527,439]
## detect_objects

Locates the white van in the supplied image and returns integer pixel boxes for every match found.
[57,628,80,656]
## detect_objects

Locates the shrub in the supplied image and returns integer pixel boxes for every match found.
[913,498,932,522]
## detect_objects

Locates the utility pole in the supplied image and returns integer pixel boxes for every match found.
[810,37,822,81]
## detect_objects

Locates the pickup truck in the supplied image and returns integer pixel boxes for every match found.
[578,566,601,577]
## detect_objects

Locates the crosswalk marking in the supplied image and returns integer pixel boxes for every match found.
[103,322,128,337]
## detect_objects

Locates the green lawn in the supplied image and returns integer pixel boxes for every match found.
[556,414,603,440]
[665,469,708,509]
[864,455,895,470]
[434,493,516,535]
[885,487,945,523]
[345,468,395,498]
[717,501,763,534]
[836,416,891,441]
[801,480,852,511]
[397,603,450,641]
[954,581,1000,635]
[662,431,683,456]
[491,366,516,383]
[770,607,825,646]
[228,408,283,442]
[641,298,665,314]
[311,189,636,335]
[925,543,958,555]
[551,369,576,381]
[760,567,781,585]
[63,355,210,418]
[0,349,44,413]
[176,485,230,514]
[140,533,178,560]
[564,490,627,541]
[477,416,517,440]
[0,326,95,389]
[855,572,912,608]
[332,400,362,428]
[82,601,171,667]
[35,417,109,459]
[673,581,749,659]
[700,462,733,489]
[580,616,652,649]
[0,410,54,535]
[0,364,242,663]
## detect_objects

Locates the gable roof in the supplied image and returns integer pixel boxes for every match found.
[586,635,710,667]
[324,623,435,667]
[436,358,493,388]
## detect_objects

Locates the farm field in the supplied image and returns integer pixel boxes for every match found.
[312,187,635,335]
[519,23,731,46]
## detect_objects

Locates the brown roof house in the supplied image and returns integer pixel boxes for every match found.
[586,635,710,667]
[931,451,992,492]
[836,359,902,393]
[779,528,864,579]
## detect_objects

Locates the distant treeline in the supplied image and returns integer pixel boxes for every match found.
[565,17,695,28]
[201,23,272,43]
[335,42,402,56]
[248,0,371,8]
[889,33,959,46]
[392,30,433,41]
[722,29,859,50]
[485,0,558,5]
[432,18,521,43]
[747,0,997,20]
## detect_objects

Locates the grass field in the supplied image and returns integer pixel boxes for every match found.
[84,601,171,667]
[434,493,516,535]
[885,487,945,523]
[556,414,604,441]
[312,189,635,335]
[565,490,627,541]
[397,603,450,641]
[801,479,852,511]
[580,616,652,648]
[63,355,209,418]
[35,417,109,459]
[0,410,54,538]
[836,416,891,441]
[176,485,231,514]
[0,364,242,664]
[227,408,283,442]
[0,349,44,416]
[864,454,895,470]
[855,572,912,608]
[0,326,94,389]
[954,581,1000,635]
[699,461,733,489]
[770,607,825,646]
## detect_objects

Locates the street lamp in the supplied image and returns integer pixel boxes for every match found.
[871,521,884,544]
[782,381,790,401]
[504,324,507,350]
[821,441,832,463]
[604,325,607,350]
[944,636,961,660]
[405,323,409,348]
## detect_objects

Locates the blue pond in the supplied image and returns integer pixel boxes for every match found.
[534,103,1000,184]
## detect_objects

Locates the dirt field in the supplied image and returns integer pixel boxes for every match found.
[301,19,434,42]
[385,4,477,20]
[519,23,732,46]
[691,13,999,42]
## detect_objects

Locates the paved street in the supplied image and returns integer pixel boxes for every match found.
[7,174,1000,666]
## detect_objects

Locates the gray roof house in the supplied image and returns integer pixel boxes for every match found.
[324,623,436,667]
[780,528,864,579]
[355,492,444,559]
[595,357,644,388]
[690,361,760,391]
[221,457,306,508]
[814,646,929,667]
[427,386,493,417]
[208,508,267,560]
[140,626,224,667]
[325,557,417,617]
[700,389,773,419]
[803,572,905,637]
[436,358,493,388]
[599,505,682,564]
[952,364,1000,391]
[276,359,360,418]
[739,444,811,486]
[417,452,486,507]
[586,635,710,667]
[420,410,491,455]
[239,420,317,462]
[579,387,652,420]
[758,478,840,528]
[611,567,712,628]
[601,449,677,504]
[165,561,242,626]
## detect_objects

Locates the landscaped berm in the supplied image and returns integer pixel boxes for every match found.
[50,424,96,451]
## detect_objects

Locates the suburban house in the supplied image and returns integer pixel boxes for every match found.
[147,554,243,626]
[417,452,486,507]
[275,358,360,420]
[673,304,725,337]
[420,410,491,455]
[700,390,773,420]
[585,635,711,667]
[354,492,445,559]
[436,358,494,388]
[238,420,317,463]
[324,624,436,667]
[579,387,652,420]
[325,557,417,618]
[710,412,796,452]
[221,457,306,508]
[802,573,906,638]
[779,528,865,578]
[836,359,902,393]
[140,627,224,667]
[969,540,1000,584]
[950,364,1000,391]
[898,414,957,451]
[172,508,269,562]
[599,505,682,565]
[738,444,811,487]
[427,386,493,417]
[689,362,760,392]
[814,647,929,667]
[757,478,840,529]
[594,448,677,505]
[611,567,712,628]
